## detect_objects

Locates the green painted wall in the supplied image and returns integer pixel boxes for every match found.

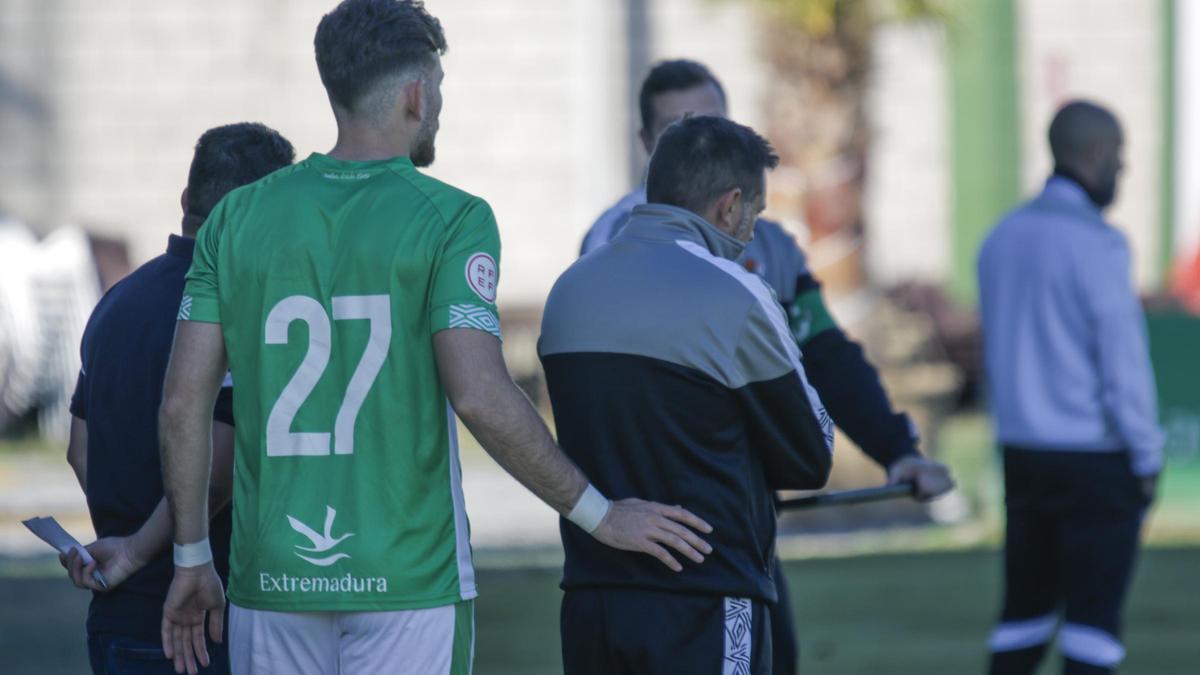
[948,0,1020,304]
[1160,0,1176,284]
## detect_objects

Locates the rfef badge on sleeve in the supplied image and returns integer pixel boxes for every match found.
[465,253,497,304]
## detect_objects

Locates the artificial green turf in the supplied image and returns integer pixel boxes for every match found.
[4,548,1197,673]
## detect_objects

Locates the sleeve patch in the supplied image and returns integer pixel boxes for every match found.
[465,253,498,303]
[448,304,502,339]
[178,294,193,321]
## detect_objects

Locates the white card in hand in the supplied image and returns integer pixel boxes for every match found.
[22,516,109,588]
[22,516,93,561]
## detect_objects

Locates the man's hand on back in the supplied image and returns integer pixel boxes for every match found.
[60,536,147,591]
[591,498,714,572]
[162,563,225,675]
[888,455,955,502]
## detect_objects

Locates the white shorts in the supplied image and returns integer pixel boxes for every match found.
[228,600,474,675]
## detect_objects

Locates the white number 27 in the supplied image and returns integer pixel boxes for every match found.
[264,294,391,457]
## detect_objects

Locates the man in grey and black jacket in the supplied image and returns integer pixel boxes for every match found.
[542,116,833,675]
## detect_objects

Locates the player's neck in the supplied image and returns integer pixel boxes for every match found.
[327,125,413,163]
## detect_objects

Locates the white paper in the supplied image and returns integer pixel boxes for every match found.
[21,516,96,565]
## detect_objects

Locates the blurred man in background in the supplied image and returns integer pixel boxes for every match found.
[62,122,295,675]
[581,58,954,673]
[544,115,832,675]
[157,2,712,674]
[979,100,1164,675]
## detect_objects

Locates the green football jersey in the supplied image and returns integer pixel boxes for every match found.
[181,153,500,611]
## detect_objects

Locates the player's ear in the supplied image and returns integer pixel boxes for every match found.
[723,187,743,221]
[712,187,742,231]
[404,79,425,121]
[180,188,189,216]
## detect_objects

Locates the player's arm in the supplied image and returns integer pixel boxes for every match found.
[156,199,229,675]
[434,199,711,570]
[65,418,235,593]
[160,322,227,555]
[434,328,713,572]
[158,320,228,674]
[787,273,953,499]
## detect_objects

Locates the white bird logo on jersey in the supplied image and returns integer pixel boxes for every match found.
[287,506,355,567]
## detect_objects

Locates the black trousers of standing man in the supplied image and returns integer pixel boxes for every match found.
[988,448,1148,675]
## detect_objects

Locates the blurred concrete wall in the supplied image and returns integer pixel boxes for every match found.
[1016,0,1164,289]
[0,0,766,308]
[862,1,1168,293]
[1173,0,1200,261]
[0,1,1175,303]
[863,20,952,287]
[0,0,334,259]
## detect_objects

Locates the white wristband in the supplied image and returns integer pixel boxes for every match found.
[173,538,213,568]
[567,484,611,534]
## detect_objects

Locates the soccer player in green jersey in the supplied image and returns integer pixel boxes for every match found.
[156,1,713,673]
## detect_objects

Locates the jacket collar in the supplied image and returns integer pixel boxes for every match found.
[620,203,746,261]
[1040,175,1100,216]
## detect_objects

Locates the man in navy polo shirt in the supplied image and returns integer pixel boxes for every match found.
[61,122,294,675]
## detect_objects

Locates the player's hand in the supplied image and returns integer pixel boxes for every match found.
[591,498,714,572]
[1138,472,1160,504]
[888,455,955,502]
[161,563,225,675]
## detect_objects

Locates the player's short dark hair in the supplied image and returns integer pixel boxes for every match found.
[645,116,778,216]
[639,59,727,132]
[184,122,295,234]
[314,0,447,114]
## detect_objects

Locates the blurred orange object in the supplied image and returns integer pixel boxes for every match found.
[1169,246,1200,314]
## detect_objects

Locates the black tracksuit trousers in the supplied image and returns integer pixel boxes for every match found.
[988,448,1148,675]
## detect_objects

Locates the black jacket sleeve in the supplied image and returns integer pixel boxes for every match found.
[785,271,918,469]
[735,372,834,490]
[801,328,918,468]
[732,300,834,491]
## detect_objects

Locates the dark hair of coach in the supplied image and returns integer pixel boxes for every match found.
[182,123,295,235]
[645,115,779,218]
